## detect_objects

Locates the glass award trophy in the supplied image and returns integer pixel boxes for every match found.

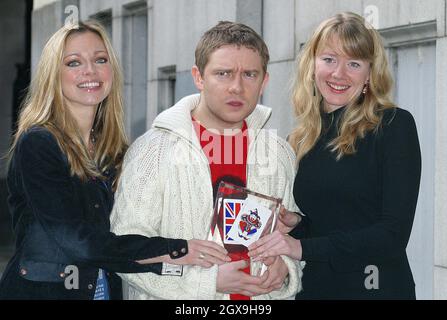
[209,181,282,275]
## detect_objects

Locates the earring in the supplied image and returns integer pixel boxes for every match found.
[357,82,369,105]
[362,81,369,95]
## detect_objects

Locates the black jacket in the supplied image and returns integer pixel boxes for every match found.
[291,107,421,299]
[0,127,187,299]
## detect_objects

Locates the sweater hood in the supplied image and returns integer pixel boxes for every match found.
[152,93,272,145]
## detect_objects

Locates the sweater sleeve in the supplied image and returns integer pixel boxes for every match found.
[300,109,421,272]
[110,131,219,299]
[16,128,186,274]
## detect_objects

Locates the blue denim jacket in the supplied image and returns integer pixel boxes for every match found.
[0,127,187,299]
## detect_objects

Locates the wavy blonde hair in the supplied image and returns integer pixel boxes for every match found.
[289,12,395,161]
[9,21,128,186]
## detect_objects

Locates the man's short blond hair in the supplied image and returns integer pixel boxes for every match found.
[195,21,270,76]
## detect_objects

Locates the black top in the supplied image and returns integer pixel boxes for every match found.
[0,127,188,300]
[291,107,421,299]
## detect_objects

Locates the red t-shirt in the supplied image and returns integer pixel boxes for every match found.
[192,118,250,300]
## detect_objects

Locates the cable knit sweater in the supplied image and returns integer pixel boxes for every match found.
[110,94,303,300]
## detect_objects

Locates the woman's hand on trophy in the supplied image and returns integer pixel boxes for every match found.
[178,239,232,268]
[136,239,230,268]
[248,230,302,261]
[276,205,302,234]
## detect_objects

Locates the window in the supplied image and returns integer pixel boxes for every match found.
[90,10,112,37]
[122,2,148,141]
[382,21,436,300]
[157,65,176,114]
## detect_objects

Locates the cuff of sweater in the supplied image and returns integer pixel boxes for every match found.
[300,237,330,262]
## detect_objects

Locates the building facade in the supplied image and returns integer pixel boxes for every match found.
[0,0,444,299]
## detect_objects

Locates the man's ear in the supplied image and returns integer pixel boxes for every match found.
[191,65,204,91]
[259,71,270,96]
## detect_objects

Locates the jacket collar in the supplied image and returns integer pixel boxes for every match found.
[152,93,272,145]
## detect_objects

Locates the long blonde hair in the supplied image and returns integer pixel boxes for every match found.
[289,12,395,161]
[9,21,128,186]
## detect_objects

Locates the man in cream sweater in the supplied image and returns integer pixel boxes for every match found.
[110,21,302,300]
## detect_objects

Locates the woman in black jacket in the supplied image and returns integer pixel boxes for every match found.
[0,20,229,300]
[248,12,421,299]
